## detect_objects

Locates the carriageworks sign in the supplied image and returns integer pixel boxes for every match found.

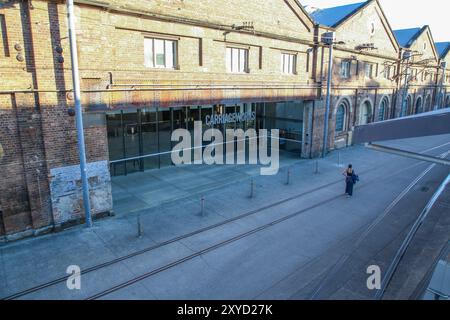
[204,111,256,126]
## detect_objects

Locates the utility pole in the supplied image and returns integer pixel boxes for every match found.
[437,61,447,110]
[321,32,336,158]
[400,51,412,117]
[67,0,93,227]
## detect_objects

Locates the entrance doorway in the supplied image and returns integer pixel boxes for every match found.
[106,102,305,177]
[358,101,372,125]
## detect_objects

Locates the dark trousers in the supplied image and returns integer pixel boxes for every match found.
[346,181,354,196]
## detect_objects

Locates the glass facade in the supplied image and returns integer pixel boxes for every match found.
[107,102,304,176]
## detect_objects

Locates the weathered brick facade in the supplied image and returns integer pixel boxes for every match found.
[0,0,448,241]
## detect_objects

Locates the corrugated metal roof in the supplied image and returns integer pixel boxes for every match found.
[310,1,367,28]
[435,42,450,59]
[393,27,422,48]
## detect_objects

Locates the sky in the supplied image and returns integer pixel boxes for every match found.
[300,0,450,42]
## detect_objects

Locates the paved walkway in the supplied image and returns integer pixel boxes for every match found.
[111,150,301,216]
[0,134,449,300]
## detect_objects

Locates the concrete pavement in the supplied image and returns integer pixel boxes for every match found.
[1,134,449,300]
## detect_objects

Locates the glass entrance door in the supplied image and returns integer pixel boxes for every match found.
[141,108,158,170]
[122,109,141,174]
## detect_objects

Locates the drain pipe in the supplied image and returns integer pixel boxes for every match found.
[67,0,92,227]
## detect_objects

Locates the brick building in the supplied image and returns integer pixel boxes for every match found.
[435,42,450,109]
[393,26,441,116]
[0,0,448,241]
[310,0,402,151]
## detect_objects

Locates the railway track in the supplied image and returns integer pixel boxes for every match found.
[2,143,449,300]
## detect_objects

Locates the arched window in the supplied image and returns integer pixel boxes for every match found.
[335,103,346,133]
[359,101,372,125]
[425,95,432,111]
[437,93,444,109]
[402,95,412,117]
[415,97,423,114]
[407,95,413,115]
[378,98,388,121]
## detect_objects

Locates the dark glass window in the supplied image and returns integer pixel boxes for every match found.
[335,104,346,133]
[378,99,387,122]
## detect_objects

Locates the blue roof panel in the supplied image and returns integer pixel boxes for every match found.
[393,28,422,48]
[310,2,367,27]
[435,42,450,58]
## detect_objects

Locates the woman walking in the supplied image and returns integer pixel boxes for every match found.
[343,164,357,198]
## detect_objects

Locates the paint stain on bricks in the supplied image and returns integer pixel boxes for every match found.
[49,160,113,224]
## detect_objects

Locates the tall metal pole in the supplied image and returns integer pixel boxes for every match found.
[322,41,333,158]
[67,0,92,227]
[437,62,447,110]
[400,52,411,117]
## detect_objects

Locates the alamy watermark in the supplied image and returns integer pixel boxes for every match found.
[171,121,280,176]
[66,265,81,290]
[366,265,381,290]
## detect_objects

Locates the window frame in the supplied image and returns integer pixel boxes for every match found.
[281,52,297,75]
[364,62,374,79]
[335,103,347,134]
[144,37,178,70]
[226,47,249,74]
[378,98,389,122]
[384,65,391,80]
[340,60,351,79]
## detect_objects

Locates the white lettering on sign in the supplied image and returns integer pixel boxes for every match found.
[205,111,256,126]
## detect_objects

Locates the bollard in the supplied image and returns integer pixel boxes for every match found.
[286,168,291,185]
[137,214,143,238]
[201,195,206,217]
[338,152,342,167]
[314,160,319,174]
[249,178,254,198]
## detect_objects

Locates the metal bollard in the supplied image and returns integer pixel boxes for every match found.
[201,195,206,217]
[338,152,342,167]
[249,179,254,198]
[137,214,143,238]
[286,168,291,185]
[314,160,319,174]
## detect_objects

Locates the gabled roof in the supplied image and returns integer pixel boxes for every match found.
[309,1,368,28]
[393,27,423,48]
[435,42,450,59]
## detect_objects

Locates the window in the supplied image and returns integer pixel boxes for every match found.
[340,60,351,79]
[365,63,373,78]
[378,98,388,121]
[384,65,391,79]
[335,104,346,133]
[415,97,423,114]
[226,47,249,73]
[144,38,177,69]
[401,95,412,117]
[281,53,296,74]
[359,101,372,125]
[0,14,10,57]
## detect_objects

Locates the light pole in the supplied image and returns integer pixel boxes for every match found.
[67,0,93,227]
[400,50,412,117]
[437,61,447,110]
[321,32,336,158]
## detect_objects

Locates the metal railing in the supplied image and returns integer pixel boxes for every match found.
[109,134,303,165]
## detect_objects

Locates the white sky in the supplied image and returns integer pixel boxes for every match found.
[301,0,450,42]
